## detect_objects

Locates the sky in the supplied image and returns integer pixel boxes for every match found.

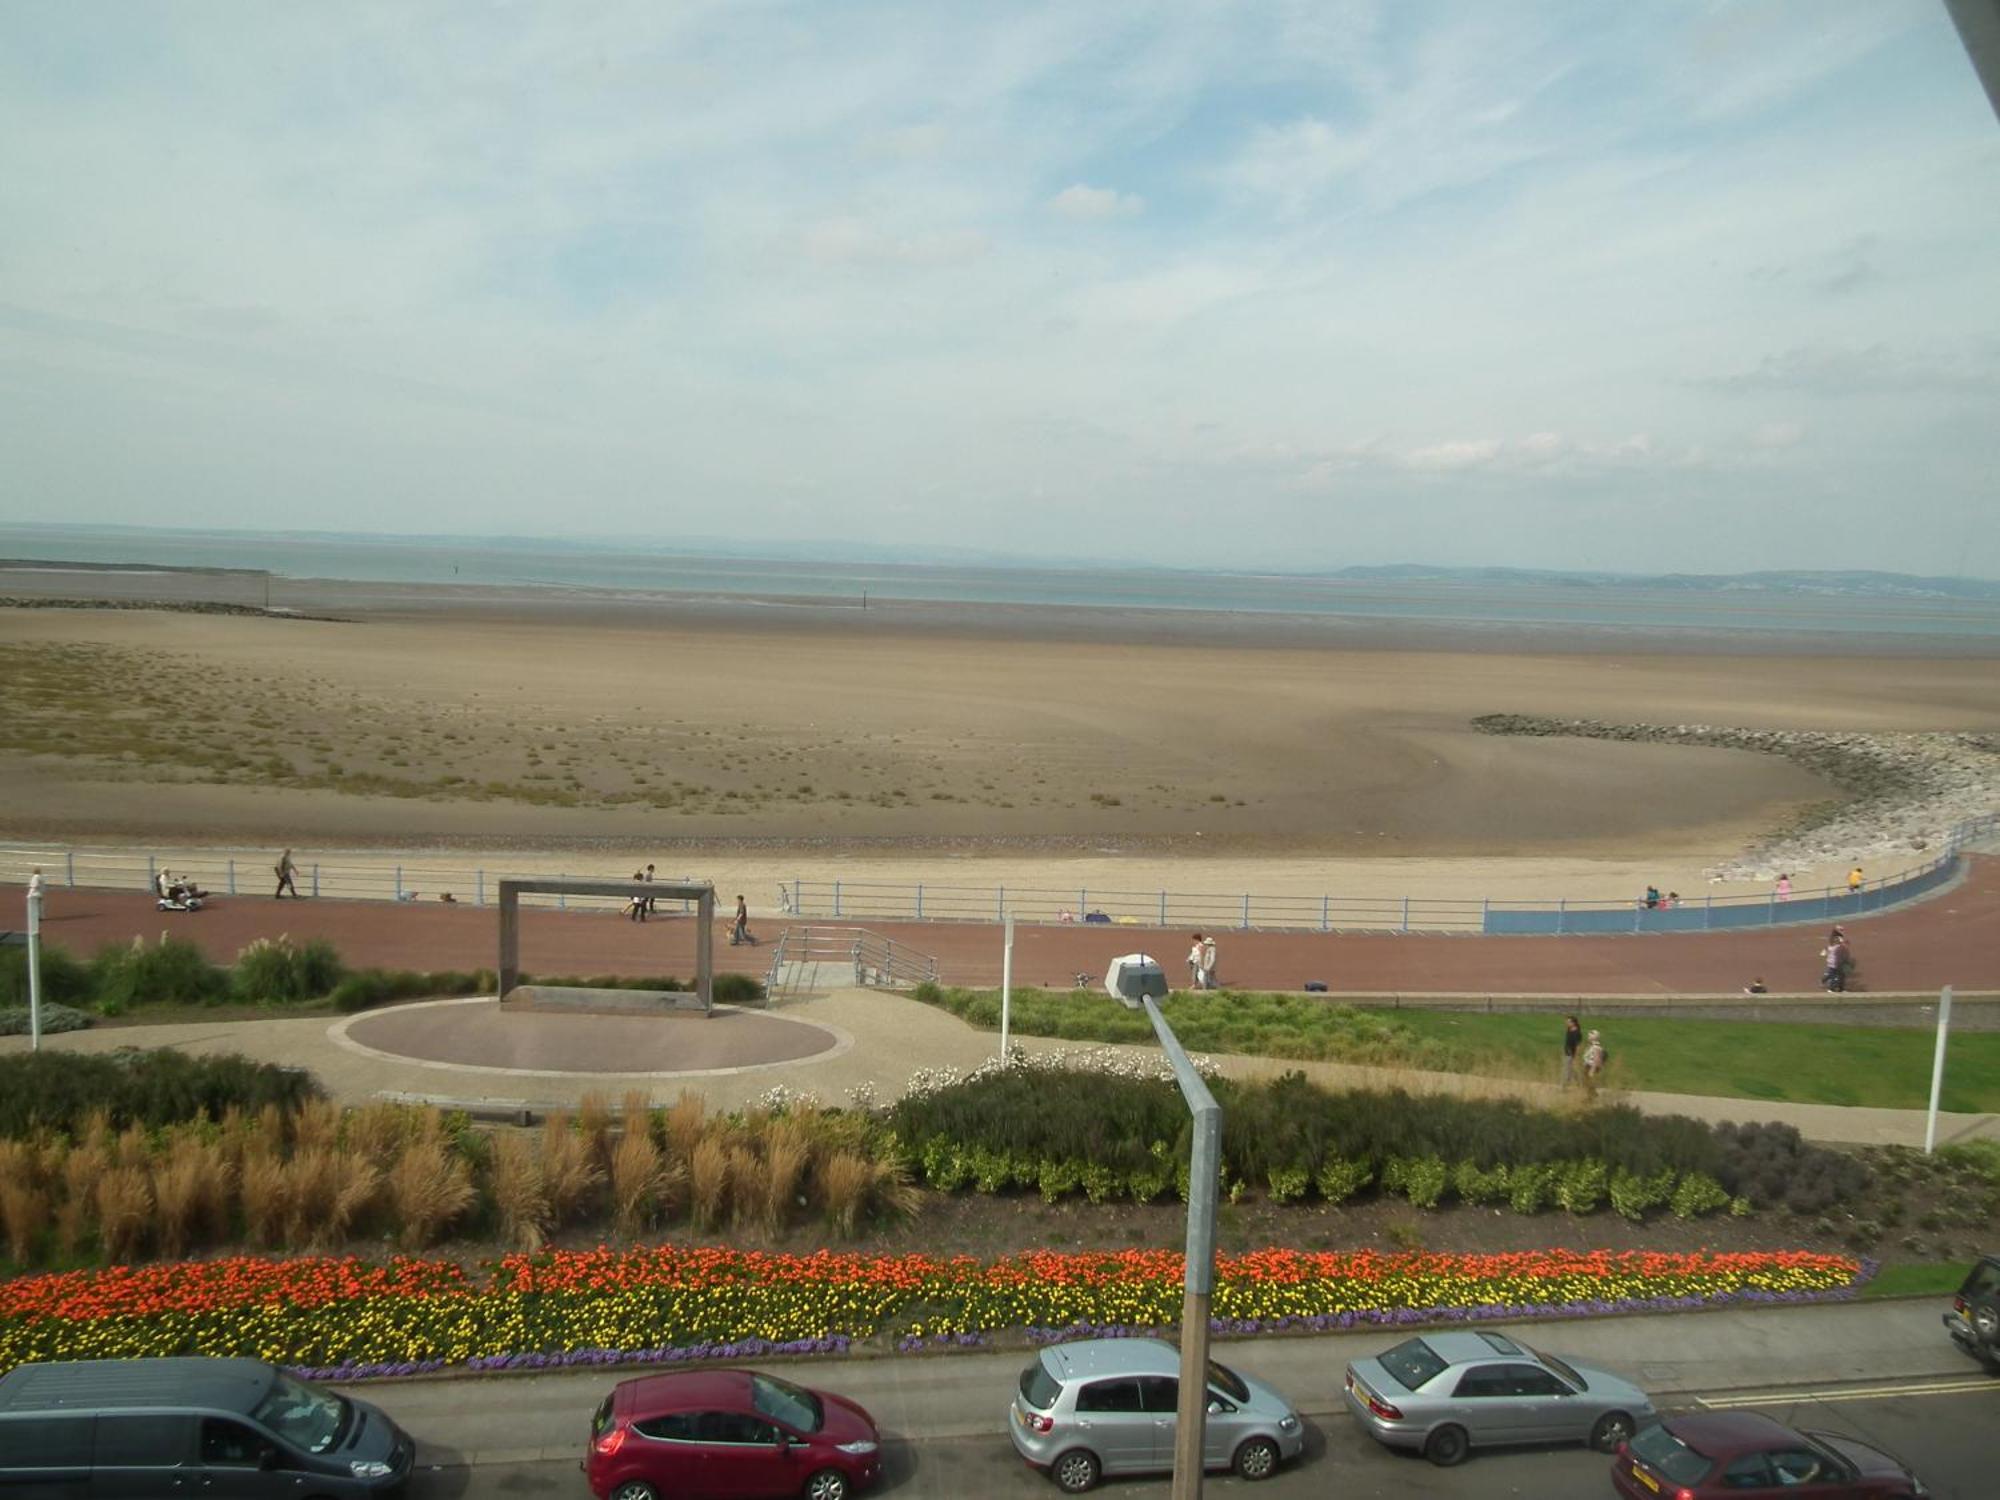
[1,1,1996,576]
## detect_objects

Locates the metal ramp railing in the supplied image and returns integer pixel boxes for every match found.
[765,925,939,1001]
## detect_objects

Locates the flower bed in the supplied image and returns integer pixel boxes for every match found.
[0,1245,1868,1380]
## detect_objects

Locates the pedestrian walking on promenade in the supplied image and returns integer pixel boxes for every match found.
[643,863,657,915]
[1200,933,1218,990]
[274,848,300,899]
[628,870,649,921]
[730,893,750,946]
[1187,933,1206,990]
[1561,1014,1583,1086]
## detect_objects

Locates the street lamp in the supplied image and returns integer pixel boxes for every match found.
[1105,954,1219,1500]
[24,868,45,1050]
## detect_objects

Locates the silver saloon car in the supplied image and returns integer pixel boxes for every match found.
[1343,1329,1653,1467]
[1009,1337,1305,1493]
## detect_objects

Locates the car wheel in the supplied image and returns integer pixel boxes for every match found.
[609,1484,659,1500]
[1590,1411,1635,1452]
[1972,1296,2000,1344]
[1424,1424,1470,1467]
[803,1468,850,1500]
[1232,1436,1281,1481]
[1051,1448,1101,1493]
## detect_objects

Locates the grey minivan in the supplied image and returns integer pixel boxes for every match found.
[1009,1338,1304,1492]
[0,1357,414,1498]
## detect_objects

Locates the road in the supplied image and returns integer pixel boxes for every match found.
[341,1301,1990,1498]
[392,1382,1991,1498]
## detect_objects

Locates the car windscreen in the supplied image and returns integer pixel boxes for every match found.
[1530,1348,1586,1390]
[253,1373,348,1454]
[1204,1361,1250,1404]
[1019,1361,1062,1411]
[1375,1338,1448,1392]
[1629,1422,1712,1484]
[750,1372,822,1433]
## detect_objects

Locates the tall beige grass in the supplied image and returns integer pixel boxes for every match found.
[610,1126,669,1235]
[239,1148,291,1249]
[689,1136,731,1232]
[343,1103,411,1171]
[760,1118,811,1236]
[726,1145,764,1233]
[290,1097,343,1155]
[95,1166,153,1261]
[386,1138,476,1249]
[56,1141,109,1256]
[493,1132,551,1250]
[817,1150,873,1237]
[663,1092,707,1167]
[284,1150,380,1246]
[150,1138,214,1258]
[0,1141,47,1264]
[577,1092,614,1166]
[540,1114,603,1230]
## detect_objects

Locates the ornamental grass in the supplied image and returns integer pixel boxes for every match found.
[0,1246,1866,1379]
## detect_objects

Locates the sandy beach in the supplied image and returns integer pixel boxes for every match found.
[4,570,1998,903]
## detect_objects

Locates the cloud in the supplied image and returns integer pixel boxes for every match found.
[1047,183,1143,220]
[1749,420,1807,450]
[1705,344,1999,396]
[798,217,990,267]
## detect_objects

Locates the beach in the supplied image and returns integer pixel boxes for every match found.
[3,568,1999,904]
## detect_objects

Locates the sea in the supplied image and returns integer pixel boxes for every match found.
[3,523,1999,641]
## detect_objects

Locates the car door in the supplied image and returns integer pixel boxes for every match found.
[1499,1362,1577,1443]
[1446,1363,1512,1445]
[1071,1378,1151,1474]
[196,1416,320,1498]
[628,1413,703,1499]
[716,1410,799,1500]
[88,1413,195,1498]
[1132,1375,1194,1471]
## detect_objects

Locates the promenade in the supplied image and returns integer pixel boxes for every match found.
[7,858,1998,1147]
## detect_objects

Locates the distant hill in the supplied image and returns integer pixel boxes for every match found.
[1320,565,2000,600]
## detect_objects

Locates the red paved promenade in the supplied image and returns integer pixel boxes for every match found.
[11,856,1999,996]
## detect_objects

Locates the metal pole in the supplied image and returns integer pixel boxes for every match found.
[25,881,43,1052]
[1140,995,1219,1500]
[1000,914,1014,1063]
[227,858,236,897]
[1925,986,1955,1154]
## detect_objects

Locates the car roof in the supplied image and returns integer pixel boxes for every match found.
[618,1368,756,1415]
[1413,1331,1528,1365]
[1041,1338,1181,1381]
[0,1358,275,1415]
[1663,1410,1800,1454]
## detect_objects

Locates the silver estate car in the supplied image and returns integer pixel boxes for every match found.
[1009,1338,1304,1493]
[1343,1329,1653,1467]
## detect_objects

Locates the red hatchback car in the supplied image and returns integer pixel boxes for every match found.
[1611,1412,1927,1500]
[586,1368,884,1500]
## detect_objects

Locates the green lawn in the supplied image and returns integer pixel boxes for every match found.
[1859,1262,1974,1299]
[914,985,2000,1112]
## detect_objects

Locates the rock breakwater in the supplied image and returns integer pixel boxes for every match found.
[1472,714,2000,879]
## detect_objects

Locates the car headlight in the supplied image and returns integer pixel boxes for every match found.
[349,1459,394,1479]
[837,1440,879,1455]
[1278,1415,1299,1431]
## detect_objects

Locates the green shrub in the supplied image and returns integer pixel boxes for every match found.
[1555,1159,1608,1214]
[1452,1160,1511,1207]
[0,943,92,1008]
[1506,1162,1557,1214]
[89,936,228,1011]
[1316,1156,1373,1204]
[0,1002,93,1037]
[1608,1166,1678,1222]
[1267,1165,1311,1204]
[1036,1157,1080,1203]
[0,1049,319,1137]
[232,935,345,1003]
[1670,1171,1732,1218]
[1384,1155,1450,1209]
[332,968,487,1013]
[712,972,767,1005]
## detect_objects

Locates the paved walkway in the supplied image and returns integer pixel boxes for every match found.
[8,984,1996,1149]
[12,854,2000,995]
[7,859,1998,1146]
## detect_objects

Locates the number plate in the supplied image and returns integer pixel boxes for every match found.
[1632,1463,1660,1493]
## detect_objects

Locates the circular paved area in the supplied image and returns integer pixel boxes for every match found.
[336,997,844,1076]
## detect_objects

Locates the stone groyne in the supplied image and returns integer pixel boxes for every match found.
[1472,714,2000,880]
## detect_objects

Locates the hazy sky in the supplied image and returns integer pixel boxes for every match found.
[2,1,1996,574]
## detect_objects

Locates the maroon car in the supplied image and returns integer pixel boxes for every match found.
[1611,1412,1926,1500]
[586,1368,883,1500]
